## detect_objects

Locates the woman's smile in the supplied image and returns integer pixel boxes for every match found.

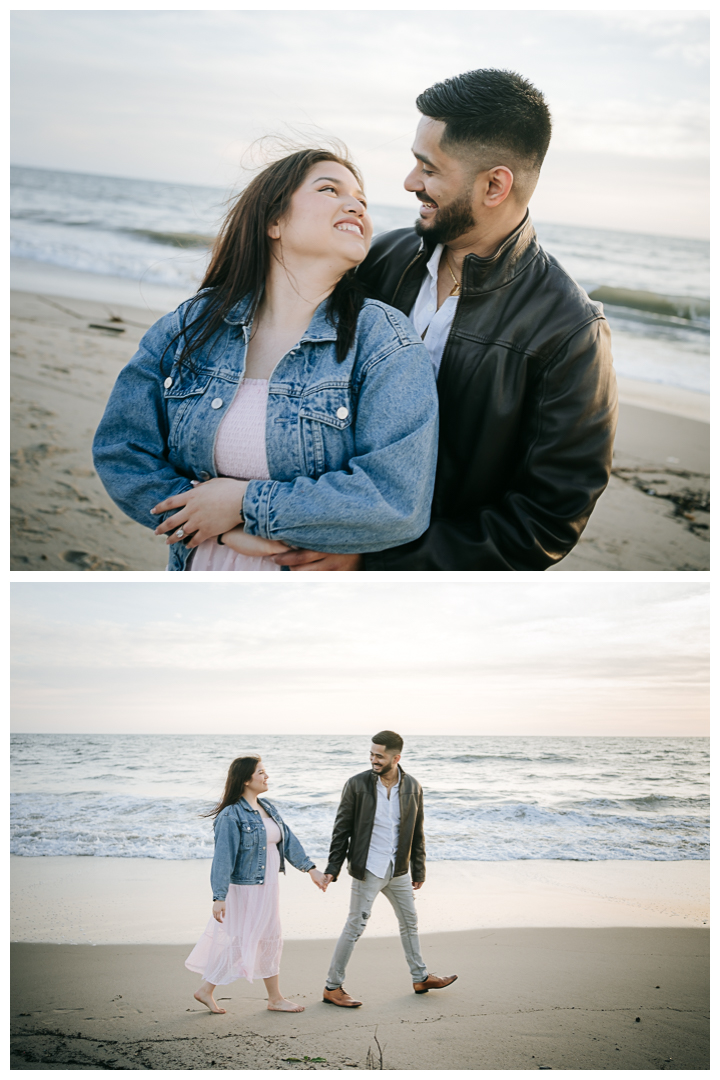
[334,219,364,237]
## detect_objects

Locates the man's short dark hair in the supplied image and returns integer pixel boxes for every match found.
[371,730,404,754]
[416,68,552,198]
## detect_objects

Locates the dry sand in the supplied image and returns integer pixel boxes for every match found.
[10,280,710,572]
[11,930,709,1070]
[10,857,709,1069]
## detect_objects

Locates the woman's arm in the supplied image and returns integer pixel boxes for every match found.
[242,337,439,553]
[280,820,317,874]
[210,811,242,903]
[92,309,199,530]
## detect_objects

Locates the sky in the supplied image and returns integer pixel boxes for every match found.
[11,581,709,737]
[10,8,709,238]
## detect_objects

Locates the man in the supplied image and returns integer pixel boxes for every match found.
[322,730,457,1006]
[275,68,618,571]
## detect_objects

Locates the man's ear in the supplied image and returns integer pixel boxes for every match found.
[482,166,514,208]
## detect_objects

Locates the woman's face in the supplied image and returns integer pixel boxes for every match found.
[270,161,373,269]
[244,761,269,796]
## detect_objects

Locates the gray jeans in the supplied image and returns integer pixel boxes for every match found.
[326,866,428,988]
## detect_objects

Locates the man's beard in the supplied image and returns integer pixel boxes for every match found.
[414,189,476,246]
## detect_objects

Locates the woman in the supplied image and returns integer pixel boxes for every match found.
[92,147,439,571]
[186,755,327,1014]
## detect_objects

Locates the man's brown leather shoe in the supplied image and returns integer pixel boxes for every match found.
[323,986,362,1007]
[413,973,458,994]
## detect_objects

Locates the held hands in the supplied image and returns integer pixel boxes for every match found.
[212,900,226,922]
[151,478,249,548]
[309,868,329,892]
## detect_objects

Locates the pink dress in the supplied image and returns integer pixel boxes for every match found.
[189,378,281,572]
[185,816,283,985]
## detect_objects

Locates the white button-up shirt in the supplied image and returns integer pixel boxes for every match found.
[365,776,401,878]
[410,243,459,379]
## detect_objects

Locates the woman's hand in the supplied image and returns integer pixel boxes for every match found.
[151,478,249,548]
[212,900,226,922]
[219,527,292,558]
[309,868,328,892]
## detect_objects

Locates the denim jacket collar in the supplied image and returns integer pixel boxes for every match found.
[223,292,338,342]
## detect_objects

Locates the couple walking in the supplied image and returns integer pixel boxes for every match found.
[186,732,457,1012]
[94,66,617,571]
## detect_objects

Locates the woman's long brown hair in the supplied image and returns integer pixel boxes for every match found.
[172,148,366,371]
[202,755,261,820]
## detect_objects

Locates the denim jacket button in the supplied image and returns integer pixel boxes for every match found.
[336,406,349,419]
[211,398,224,409]
[199,471,210,480]
[164,377,173,389]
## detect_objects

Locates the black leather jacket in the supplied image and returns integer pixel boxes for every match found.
[358,214,618,570]
[325,767,426,883]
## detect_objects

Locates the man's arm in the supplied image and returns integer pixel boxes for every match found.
[410,788,426,884]
[365,318,618,571]
[324,780,356,881]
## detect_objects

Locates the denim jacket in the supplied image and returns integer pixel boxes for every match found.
[210,797,315,900]
[92,292,439,571]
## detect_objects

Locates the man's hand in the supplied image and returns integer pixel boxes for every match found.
[219,527,291,558]
[323,873,335,887]
[309,868,328,892]
[412,881,424,891]
[271,549,363,571]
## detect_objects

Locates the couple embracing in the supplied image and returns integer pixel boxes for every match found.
[94,67,617,572]
[186,732,456,1013]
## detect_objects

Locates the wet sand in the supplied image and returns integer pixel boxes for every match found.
[11,856,710,944]
[10,282,710,572]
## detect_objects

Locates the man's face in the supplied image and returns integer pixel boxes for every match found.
[405,116,478,245]
[370,742,400,776]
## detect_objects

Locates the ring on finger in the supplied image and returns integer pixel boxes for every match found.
[175,528,185,538]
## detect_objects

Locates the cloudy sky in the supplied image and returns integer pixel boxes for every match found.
[11,581,708,737]
[11,8,709,237]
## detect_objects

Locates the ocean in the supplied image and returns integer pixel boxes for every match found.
[10,734,708,863]
[11,165,709,394]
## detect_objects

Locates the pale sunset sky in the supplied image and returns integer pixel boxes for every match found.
[10,5,709,238]
[11,582,709,737]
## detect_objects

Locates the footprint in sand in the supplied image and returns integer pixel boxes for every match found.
[61,550,128,571]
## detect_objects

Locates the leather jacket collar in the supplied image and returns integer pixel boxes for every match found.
[419,210,539,296]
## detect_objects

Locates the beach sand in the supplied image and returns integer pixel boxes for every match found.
[10,266,710,572]
[10,858,709,1069]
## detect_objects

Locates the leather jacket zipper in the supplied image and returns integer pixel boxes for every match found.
[390,242,425,309]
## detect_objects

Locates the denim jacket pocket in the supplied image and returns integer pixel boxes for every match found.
[164,371,214,450]
[298,387,354,478]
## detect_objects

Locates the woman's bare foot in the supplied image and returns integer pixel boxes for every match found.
[194,985,226,1014]
[267,997,305,1013]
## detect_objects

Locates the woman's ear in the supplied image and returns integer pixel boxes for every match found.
[267,219,281,240]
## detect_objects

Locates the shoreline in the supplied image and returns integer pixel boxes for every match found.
[12,856,709,944]
[11,929,710,1069]
[11,268,710,571]
[10,256,709,421]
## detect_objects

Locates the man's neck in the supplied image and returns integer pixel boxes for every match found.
[445,202,527,262]
[379,765,399,790]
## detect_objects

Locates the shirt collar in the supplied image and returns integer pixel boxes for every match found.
[425,243,445,282]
